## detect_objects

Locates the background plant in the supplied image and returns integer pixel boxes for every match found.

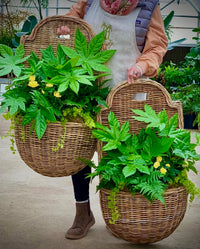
[0,1,30,47]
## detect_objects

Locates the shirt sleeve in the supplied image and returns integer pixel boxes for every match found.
[136,5,168,77]
[66,0,87,18]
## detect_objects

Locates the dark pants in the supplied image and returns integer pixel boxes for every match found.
[71,165,91,202]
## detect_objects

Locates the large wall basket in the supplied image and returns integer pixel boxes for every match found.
[15,121,96,177]
[100,187,188,244]
[97,79,187,243]
[15,16,97,177]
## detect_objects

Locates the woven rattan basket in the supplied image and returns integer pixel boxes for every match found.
[15,121,96,177]
[97,78,187,243]
[14,16,97,177]
[100,187,188,244]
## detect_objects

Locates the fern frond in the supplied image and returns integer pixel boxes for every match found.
[136,181,166,204]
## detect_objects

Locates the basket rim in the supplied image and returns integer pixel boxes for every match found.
[100,185,187,197]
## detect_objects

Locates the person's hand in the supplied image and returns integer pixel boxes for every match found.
[57,26,71,36]
[127,65,142,84]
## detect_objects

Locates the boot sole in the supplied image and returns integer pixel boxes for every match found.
[65,218,95,240]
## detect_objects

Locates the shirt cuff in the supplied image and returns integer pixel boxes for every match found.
[136,61,148,76]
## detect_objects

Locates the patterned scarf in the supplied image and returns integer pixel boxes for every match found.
[100,0,139,15]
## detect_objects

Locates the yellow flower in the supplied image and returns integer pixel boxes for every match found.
[54,91,61,98]
[183,160,189,167]
[165,163,170,167]
[153,161,160,169]
[156,156,162,163]
[160,167,167,174]
[46,83,54,88]
[28,80,39,88]
[29,75,36,81]
[42,90,45,94]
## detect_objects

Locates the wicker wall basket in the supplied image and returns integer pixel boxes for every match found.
[97,79,186,243]
[14,16,97,177]
[100,187,188,244]
[14,121,96,177]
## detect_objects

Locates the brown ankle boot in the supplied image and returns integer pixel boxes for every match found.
[65,202,95,239]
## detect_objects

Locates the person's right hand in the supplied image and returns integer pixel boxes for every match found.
[57,26,71,36]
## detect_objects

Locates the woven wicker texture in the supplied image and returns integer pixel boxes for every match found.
[15,16,96,177]
[97,78,184,160]
[15,122,96,177]
[100,187,188,244]
[20,15,95,58]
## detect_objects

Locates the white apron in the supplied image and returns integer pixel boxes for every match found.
[84,0,141,88]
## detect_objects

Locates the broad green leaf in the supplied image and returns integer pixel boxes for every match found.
[12,65,21,77]
[89,62,111,72]
[76,76,93,86]
[118,121,131,141]
[35,111,47,140]
[92,129,113,141]
[41,45,57,65]
[88,30,105,55]
[75,29,88,56]
[61,45,78,58]
[0,96,26,116]
[0,44,13,56]
[92,50,116,63]
[15,44,25,58]
[0,67,12,77]
[108,112,120,130]
[58,81,70,93]
[56,43,66,64]
[69,79,79,94]
[103,140,120,151]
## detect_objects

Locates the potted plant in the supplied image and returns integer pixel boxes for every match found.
[84,104,200,243]
[171,84,200,129]
[153,27,200,130]
[0,29,116,176]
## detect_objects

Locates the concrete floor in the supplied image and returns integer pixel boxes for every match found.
[0,115,200,249]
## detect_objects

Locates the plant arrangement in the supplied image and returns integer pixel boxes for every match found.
[0,29,116,145]
[171,84,200,129]
[153,27,200,129]
[85,104,200,224]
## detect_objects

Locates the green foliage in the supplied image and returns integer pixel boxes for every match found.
[163,11,186,49]
[0,29,116,140]
[87,104,200,223]
[0,44,30,77]
[171,84,200,117]
[153,28,200,128]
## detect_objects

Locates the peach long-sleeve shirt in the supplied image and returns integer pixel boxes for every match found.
[66,0,168,78]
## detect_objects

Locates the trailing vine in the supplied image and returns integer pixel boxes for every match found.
[169,169,200,202]
[107,188,120,224]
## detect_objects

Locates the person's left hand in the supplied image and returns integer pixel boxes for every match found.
[127,66,141,84]
[57,26,71,36]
